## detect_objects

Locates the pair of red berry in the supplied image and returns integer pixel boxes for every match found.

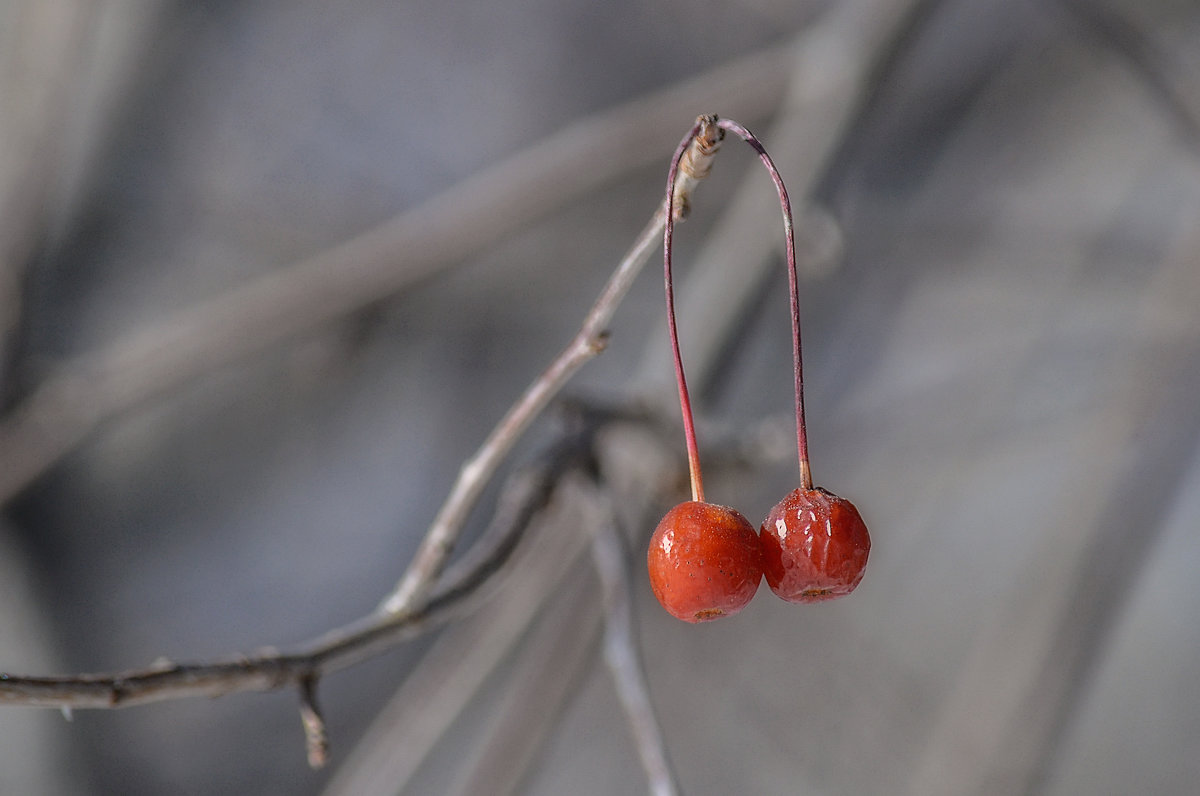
[648,489,870,622]
[646,117,871,624]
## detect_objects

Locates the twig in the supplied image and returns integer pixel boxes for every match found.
[0,42,793,504]
[298,675,328,770]
[589,492,679,796]
[0,443,566,709]
[380,118,724,614]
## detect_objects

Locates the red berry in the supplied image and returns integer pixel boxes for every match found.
[647,501,764,623]
[759,487,870,603]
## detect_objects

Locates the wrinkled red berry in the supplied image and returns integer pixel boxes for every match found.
[759,487,870,603]
[647,501,764,623]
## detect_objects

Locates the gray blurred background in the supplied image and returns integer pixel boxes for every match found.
[2,0,1200,793]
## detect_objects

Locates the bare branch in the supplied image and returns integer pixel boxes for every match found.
[377,215,643,615]
[590,493,679,796]
[0,442,567,708]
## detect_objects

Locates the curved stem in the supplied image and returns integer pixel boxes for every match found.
[663,118,712,502]
[716,118,812,490]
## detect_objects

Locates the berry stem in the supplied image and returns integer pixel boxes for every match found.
[716,119,812,491]
[663,117,718,503]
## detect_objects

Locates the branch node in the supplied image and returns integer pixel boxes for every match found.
[589,331,611,355]
[109,678,126,707]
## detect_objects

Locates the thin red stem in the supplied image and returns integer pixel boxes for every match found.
[716,119,812,490]
[664,121,706,503]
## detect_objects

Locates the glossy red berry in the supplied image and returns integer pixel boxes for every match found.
[647,501,764,623]
[759,487,870,603]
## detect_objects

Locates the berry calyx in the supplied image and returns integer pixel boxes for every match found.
[647,501,763,622]
[759,487,870,603]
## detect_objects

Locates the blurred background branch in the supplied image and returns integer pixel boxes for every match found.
[0,41,793,503]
